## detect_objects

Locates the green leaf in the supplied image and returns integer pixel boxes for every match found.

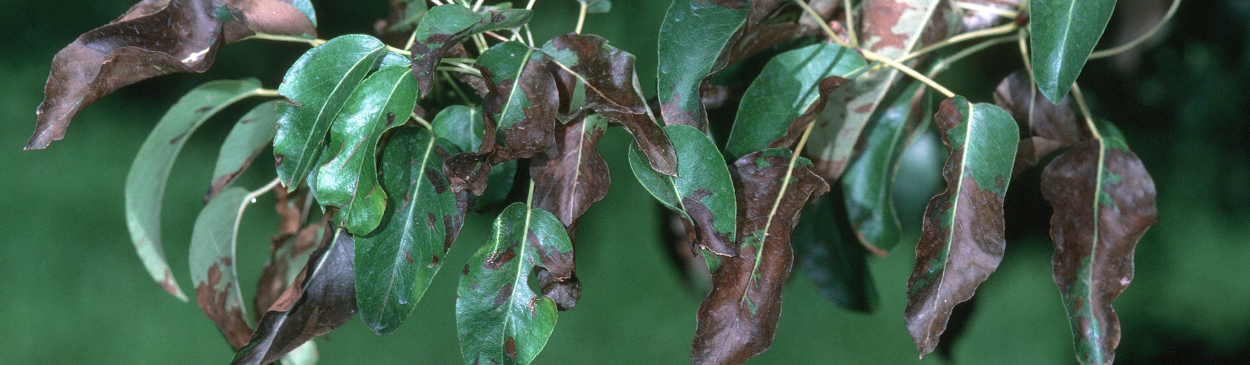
[724,43,865,160]
[190,187,254,349]
[793,195,879,313]
[476,41,558,162]
[656,0,750,131]
[314,66,418,235]
[280,342,318,365]
[356,128,468,335]
[410,4,533,97]
[1041,121,1158,365]
[274,35,388,190]
[628,125,737,257]
[207,101,280,203]
[905,97,1019,357]
[457,203,574,365]
[430,105,519,211]
[1030,0,1116,104]
[580,0,611,13]
[125,79,264,301]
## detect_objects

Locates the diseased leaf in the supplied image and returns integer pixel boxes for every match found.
[207,101,280,203]
[27,0,315,150]
[233,229,357,365]
[906,97,1018,357]
[379,0,428,34]
[993,70,1087,175]
[1041,121,1157,365]
[724,43,864,159]
[284,0,318,28]
[579,0,612,13]
[629,125,738,257]
[430,105,520,211]
[531,114,610,237]
[693,148,829,365]
[190,187,255,349]
[356,128,469,335]
[457,203,575,365]
[410,4,533,97]
[544,33,678,177]
[256,196,324,320]
[476,41,558,164]
[794,194,879,313]
[1030,0,1115,103]
[656,0,750,131]
[126,79,264,301]
[274,35,388,190]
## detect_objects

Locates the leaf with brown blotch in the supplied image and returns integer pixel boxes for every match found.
[476,41,559,165]
[1041,121,1157,365]
[256,218,325,321]
[906,97,1018,357]
[232,229,357,365]
[190,187,255,349]
[993,70,1088,175]
[206,101,280,203]
[28,0,315,150]
[531,114,610,239]
[543,33,678,177]
[409,4,532,97]
[692,148,829,365]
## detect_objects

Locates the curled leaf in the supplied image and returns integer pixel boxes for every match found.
[430,105,519,211]
[656,0,750,131]
[256,207,325,320]
[476,41,559,164]
[191,187,255,349]
[629,125,738,257]
[993,70,1087,175]
[410,4,532,97]
[531,114,610,238]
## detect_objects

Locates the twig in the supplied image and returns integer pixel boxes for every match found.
[899,22,1017,63]
[844,0,859,48]
[1070,83,1102,140]
[793,0,852,49]
[861,49,956,98]
[243,33,326,47]
[575,3,588,34]
[1089,0,1181,59]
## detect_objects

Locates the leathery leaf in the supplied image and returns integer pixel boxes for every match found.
[190,187,255,349]
[656,0,750,131]
[1030,0,1116,103]
[207,100,280,203]
[475,41,558,163]
[410,4,533,97]
[629,125,737,257]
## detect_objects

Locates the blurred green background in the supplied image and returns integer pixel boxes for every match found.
[2,0,1247,364]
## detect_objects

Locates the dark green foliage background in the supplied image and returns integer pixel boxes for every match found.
[1,1,1247,363]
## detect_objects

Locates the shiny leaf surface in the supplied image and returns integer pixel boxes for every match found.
[410,4,532,97]
[190,187,254,348]
[1030,0,1115,103]
[207,101,280,203]
[476,41,558,163]
[656,0,749,131]
[629,125,738,257]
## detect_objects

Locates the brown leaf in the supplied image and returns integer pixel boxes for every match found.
[993,70,1085,144]
[692,149,829,365]
[530,115,610,238]
[957,0,1021,32]
[479,47,559,165]
[255,215,325,321]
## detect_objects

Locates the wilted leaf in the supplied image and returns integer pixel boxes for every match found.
[723,43,863,159]
[457,203,575,365]
[693,148,829,365]
[410,4,532,97]
[28,0,315,150]
[531,114,610,237]
[126,79,265,301]
[256,216,325,320]
[579,0,612,13]
[794,193,879,313]
[207,101,280,203]
[1030,0,1116,103]
[274,35,388,190]
[906,97,1018,357]
[629,125,738,257]
[656,0,750,131]
[356,128,469,335]
[993,70,1087,174]
[190,187,255,349]
[476,41,558,164]
[1041,121,1157,365]
[233,229,357,365]
[430,105,519,211]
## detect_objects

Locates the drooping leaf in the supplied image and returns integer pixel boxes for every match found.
[27,0,315,150]
[993,70,1087,175]
[579,0,611,13]
[693,148,829,364]
[793,194,879,313]
[1030,0,1115,103]
[906,97,1018,357]
[544,33,678,177]
[356,128,469,335]
[531,114,610,237]
[256,191,325,319]
[190,187,255,349]
[207,101,280,203]
[1041,121,1157,365]
[410,4,533,97]
[430,105,520,211]
[233,229,357,365]
[314,66,418,235]
[476,41,558,164]
[274,35,388,190]
[629,125,738,257]
[125,79,265,301]
[457,203,575,365]
[723,43,864,159]
[655,0,750,131]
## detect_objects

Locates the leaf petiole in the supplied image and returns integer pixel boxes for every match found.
[899,22,1018,64]
[243,33,326,47]
[844,0,858,48]
[1088,0,1181,59]
[575,3,588,34]
[1069,83,1102,140]
[860,49,955,98]
[411,111,433,130]
[953,1,1018,18]
[793,0,852,49]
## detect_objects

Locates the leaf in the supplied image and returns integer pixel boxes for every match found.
[793,194,879,313]
[629,125,738,257]
[993,70,1087,175]
[284,0,319,28]
[723,43,864,159]
[476,41,558,164]
[27,0,315,150]
[544,33,678,176]
[1041,121,1157,365]
[207,101,280,203]
[905,97,1018,357]
[430,105,520,211]
[256,213,325,320]
[380,0,427,34]
[190,187,255,349]
[531,114,611,236]
[125,79,264,301]
[655,0,749,131]
[457,203,575,365]
[1030,0,1115,103]
[274,35,388,190]
[410,4,533,97]
[581,0,612,13]
[356,128,469,335]
[693,148,829,365]
[280,341,318,365]
[233,229,357,365]
[314,66,418,235]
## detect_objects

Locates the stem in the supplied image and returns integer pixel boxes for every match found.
[255,89,281,98]
[861,49,956,98]
[899,22,1017,63]
[844,0,859,48]
[472,0,486,11]
[1017,28,1032,75]
[243,33,326,47]
[438,63,482,77]
[387,46,412,57]
[526,0,536,10]
[483,31,511,43]
[431,0,446,5]
[524,24,536,47]
[793,0,852,49]
[403,27,420,51]
[926,34,1016,78]
[575,3,588,34]
[411,111,433,129]
[525,179,536,208]
[954,1,1018,18]
[442,70,474,106]
[1089,0,1181,59]
[1070,83,1102,140]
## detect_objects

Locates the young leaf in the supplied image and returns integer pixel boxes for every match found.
[656,0,750,131]
[1030,0,1115,103]
[724,43,864,159]
[314,66,418,235]
[629,125,738,257]
[906,97,1018,357]
[356,128,469,335]
[126,79,265,301]
[190,187,255,349]
[207,101,280,203]
[693,148,830,364]
[794,194,879,313]
[531,114,611,238]
[274,35,387,190]
[410,4,533,97]
[476,41,558,164]
[1041,122,1158,365]
[431,105,519,211]
[457,203,575,365]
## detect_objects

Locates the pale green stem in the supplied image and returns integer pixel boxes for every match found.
[243,33,326,47]
[575,3,588,34]
[861,49,956,98]
[411,111,432,129]
[926,34,1017,78]
[255,89,281,98]
[844,0,858,48]
[1070,83,1101,140]
[900,22,1018,63]
[1089,0,1181,59]
[793,0,852,49]
[954,1,1018,18]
